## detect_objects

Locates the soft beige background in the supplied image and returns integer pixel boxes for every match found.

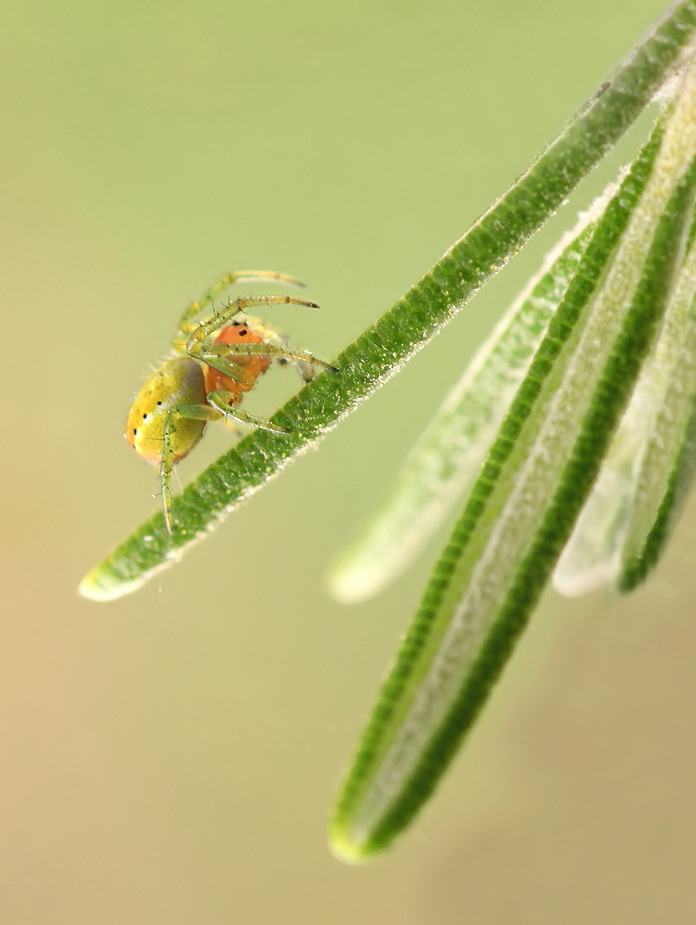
[2,0,694,922]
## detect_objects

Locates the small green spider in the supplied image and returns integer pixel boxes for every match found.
[126,270,337,534]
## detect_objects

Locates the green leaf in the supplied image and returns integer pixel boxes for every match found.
[329,212,596,603]
[329,59,696,860]
[556,214,696,595]
[79,0,696,601]
[619,395,696,590]
[617,224,696,591]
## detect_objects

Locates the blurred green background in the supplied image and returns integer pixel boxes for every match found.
[4,0,696,921]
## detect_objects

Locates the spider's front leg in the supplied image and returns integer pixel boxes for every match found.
[194,340,339,381]
[190,294,321,344]
[185,296,337,381]
[173,272,307,348]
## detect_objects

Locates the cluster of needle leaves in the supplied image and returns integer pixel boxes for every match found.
[82,0,696,863]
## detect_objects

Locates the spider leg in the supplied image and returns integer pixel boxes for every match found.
[206,390,291,435]
[173,271,307,347]
[184,294,335,378]
[160,402,219,534]
[241,320,319,383]
[193,341,338,380]
[186,294,320,348]
[159,390,291,533]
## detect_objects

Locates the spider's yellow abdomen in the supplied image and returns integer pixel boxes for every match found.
[126,357,207,465]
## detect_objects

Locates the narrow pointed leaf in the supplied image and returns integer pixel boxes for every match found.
[330,66,696,859]
[618,235,696,589]
[556,217,696,594]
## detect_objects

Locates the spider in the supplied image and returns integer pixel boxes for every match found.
[125,270,337,534]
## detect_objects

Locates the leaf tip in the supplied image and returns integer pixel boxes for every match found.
[328,818,377,865]
[327,546,390,604]
[78,563,144,603]
[327,565,369,605]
